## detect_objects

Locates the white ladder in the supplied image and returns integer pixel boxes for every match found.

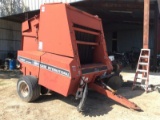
[132,49,150,92]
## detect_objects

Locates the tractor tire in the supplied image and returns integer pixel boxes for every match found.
[106,75,123,90]
[41,86,49,95]
[158,87,160,93]
[17,75,40,102]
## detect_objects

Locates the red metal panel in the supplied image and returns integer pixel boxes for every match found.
[22,37,38,51]
[66,5,102,31]
[22,21,29,32]
[38,53,76,96]
[22,17,39,38]
[38,4,74,57]
[18,51,45,77]
[22,16,39,51]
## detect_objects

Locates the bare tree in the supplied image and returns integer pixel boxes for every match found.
[0,0,29,17]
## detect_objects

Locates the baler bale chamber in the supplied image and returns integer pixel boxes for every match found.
[17,3,141,112]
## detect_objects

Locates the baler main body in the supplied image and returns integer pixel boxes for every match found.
[18,3,112,96]
[17,3,141,111]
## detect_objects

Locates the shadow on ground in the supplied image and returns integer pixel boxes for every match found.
[35,85,144,117]
[0,70,22,79]
[36,91,114,116]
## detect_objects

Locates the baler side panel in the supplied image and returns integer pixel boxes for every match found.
[67,60,82,95]
[22,17,39,51]
[38,53,77,96]
[18,51,45,77]
[22,37,38,51]
[38,4,74,57]
[66,6,101,31]
[97,20,113,72]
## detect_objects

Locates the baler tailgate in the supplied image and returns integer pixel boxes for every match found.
[89,83,142,111]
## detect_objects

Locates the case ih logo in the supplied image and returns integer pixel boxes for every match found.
[18,56,70,77]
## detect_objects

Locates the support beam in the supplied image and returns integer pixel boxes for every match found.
[153,2,159,67]
[158,19,160,53]
[143,0,150,49]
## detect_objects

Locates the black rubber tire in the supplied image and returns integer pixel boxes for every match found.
[158,87,160,93]
[17,75,40,102]
[41,86,49,95]
[106,75,123,90]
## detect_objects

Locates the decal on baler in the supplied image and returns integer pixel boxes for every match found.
[38,41,43,50]
[41,6,45,12]
[18,56,70,77]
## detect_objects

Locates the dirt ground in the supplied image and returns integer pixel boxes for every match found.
[0,69,160,120]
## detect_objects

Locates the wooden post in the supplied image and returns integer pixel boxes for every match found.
[153,3,159,68]
[143,0,150,49]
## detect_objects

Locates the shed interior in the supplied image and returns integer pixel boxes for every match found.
[0,0,160,69]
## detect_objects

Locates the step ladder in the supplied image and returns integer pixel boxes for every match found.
[132,49,150,92]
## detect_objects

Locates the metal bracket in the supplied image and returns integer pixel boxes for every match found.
[75,77,88,100]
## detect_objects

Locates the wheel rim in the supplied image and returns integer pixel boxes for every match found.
[19,81,29,97]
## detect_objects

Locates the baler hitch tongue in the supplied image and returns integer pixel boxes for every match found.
[89,83,142,111]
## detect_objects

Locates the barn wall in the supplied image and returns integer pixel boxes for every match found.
[157,19,160,54]
[0,19,21,60]
[104,23,154,54]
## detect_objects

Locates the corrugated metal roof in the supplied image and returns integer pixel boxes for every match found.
[0,0,83,17]
[0,0,159,18]
[23,0,82,10]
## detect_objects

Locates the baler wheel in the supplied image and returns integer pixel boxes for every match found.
[17,75,40,102]
[41,86,49,95]
[106,75,123,90]
[77,84,88,112]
